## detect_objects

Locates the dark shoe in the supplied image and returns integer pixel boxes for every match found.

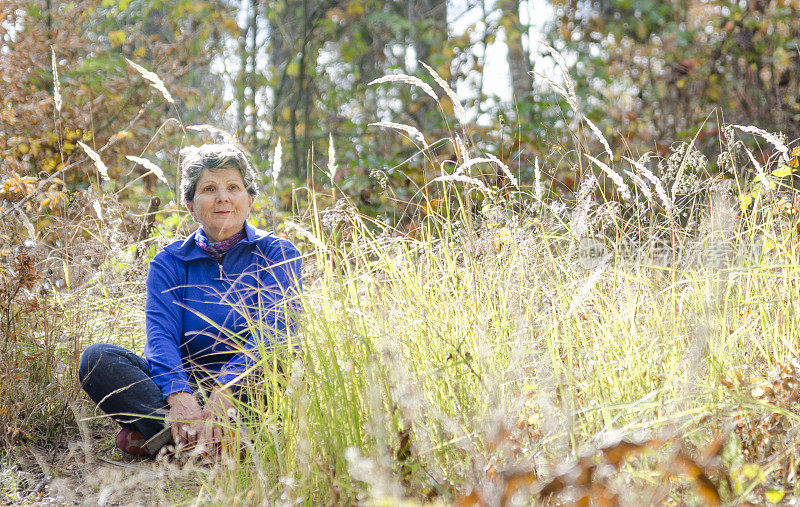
[144,426,173,456]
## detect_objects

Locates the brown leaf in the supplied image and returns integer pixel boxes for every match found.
[671,453,721,506]
[538,476,568,498]
[590,481,618,507]
[501,470,537,506]
[574,458,596,487]
[691,474,721,507]
[454,490,482,507]
[698,438,724,466]
[601,440,647,466]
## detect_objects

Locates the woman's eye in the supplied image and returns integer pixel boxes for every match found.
[202,186,215,192]
[228,184,240,191]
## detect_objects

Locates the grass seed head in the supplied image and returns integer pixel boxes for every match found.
[77,141,110,181]
[125,57,175,104]
[731,124,790,162]
[368,122,428,149]
[367,73,438,102]
[51,48,61,113]
[272,138,283,186]
[419,61,467,124]
[585,154,630,201]
[584,116,612,159]
[125,155,168,184]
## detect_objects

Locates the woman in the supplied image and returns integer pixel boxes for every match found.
[79,144,302,457]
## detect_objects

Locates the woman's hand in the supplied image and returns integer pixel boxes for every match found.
[203,387,235,444]
[166,391,209,449]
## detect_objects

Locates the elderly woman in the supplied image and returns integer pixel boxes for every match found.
[79,144,302,457]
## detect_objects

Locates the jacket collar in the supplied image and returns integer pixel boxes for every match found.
[165,222,263,261]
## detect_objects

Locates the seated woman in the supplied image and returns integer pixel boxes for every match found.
[79,143,302,457]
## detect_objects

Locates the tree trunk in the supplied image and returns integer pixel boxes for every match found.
[409,0,448,66]
[236,9,249,139]
[407,0,448,129]
[268,2,291,147]
[499,0,533,105]
[248,0,259,147]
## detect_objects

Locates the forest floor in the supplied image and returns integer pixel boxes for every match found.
[4,428,224,505]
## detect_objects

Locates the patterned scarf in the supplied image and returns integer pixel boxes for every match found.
[195,226,247,262]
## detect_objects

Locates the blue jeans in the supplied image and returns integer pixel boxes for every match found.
[78,343,169,441]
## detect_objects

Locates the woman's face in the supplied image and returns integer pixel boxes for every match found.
[186,167,254,242]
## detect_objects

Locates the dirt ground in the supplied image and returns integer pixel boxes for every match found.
[2,430,204,506]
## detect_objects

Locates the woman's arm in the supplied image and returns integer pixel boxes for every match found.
[144,252,193,400]
[216,238,303,389]
[147,253,219,448]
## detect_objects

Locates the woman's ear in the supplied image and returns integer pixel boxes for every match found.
[186,200,195,217]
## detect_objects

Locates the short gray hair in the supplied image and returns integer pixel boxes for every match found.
[179,144,260,206]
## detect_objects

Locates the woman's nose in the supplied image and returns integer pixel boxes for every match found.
[216,189,230,202]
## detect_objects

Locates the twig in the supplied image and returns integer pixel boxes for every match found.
[134,196,162,259]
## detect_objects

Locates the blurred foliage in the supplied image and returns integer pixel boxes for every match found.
[0,0,234,225]
[4,0,800,230]
[544,0,800,158]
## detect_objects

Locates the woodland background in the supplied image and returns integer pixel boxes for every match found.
[3,0,800,218]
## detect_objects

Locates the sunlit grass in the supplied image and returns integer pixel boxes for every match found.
[169,189,800,504]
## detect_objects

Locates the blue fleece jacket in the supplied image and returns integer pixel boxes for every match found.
[144,222,302,400]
